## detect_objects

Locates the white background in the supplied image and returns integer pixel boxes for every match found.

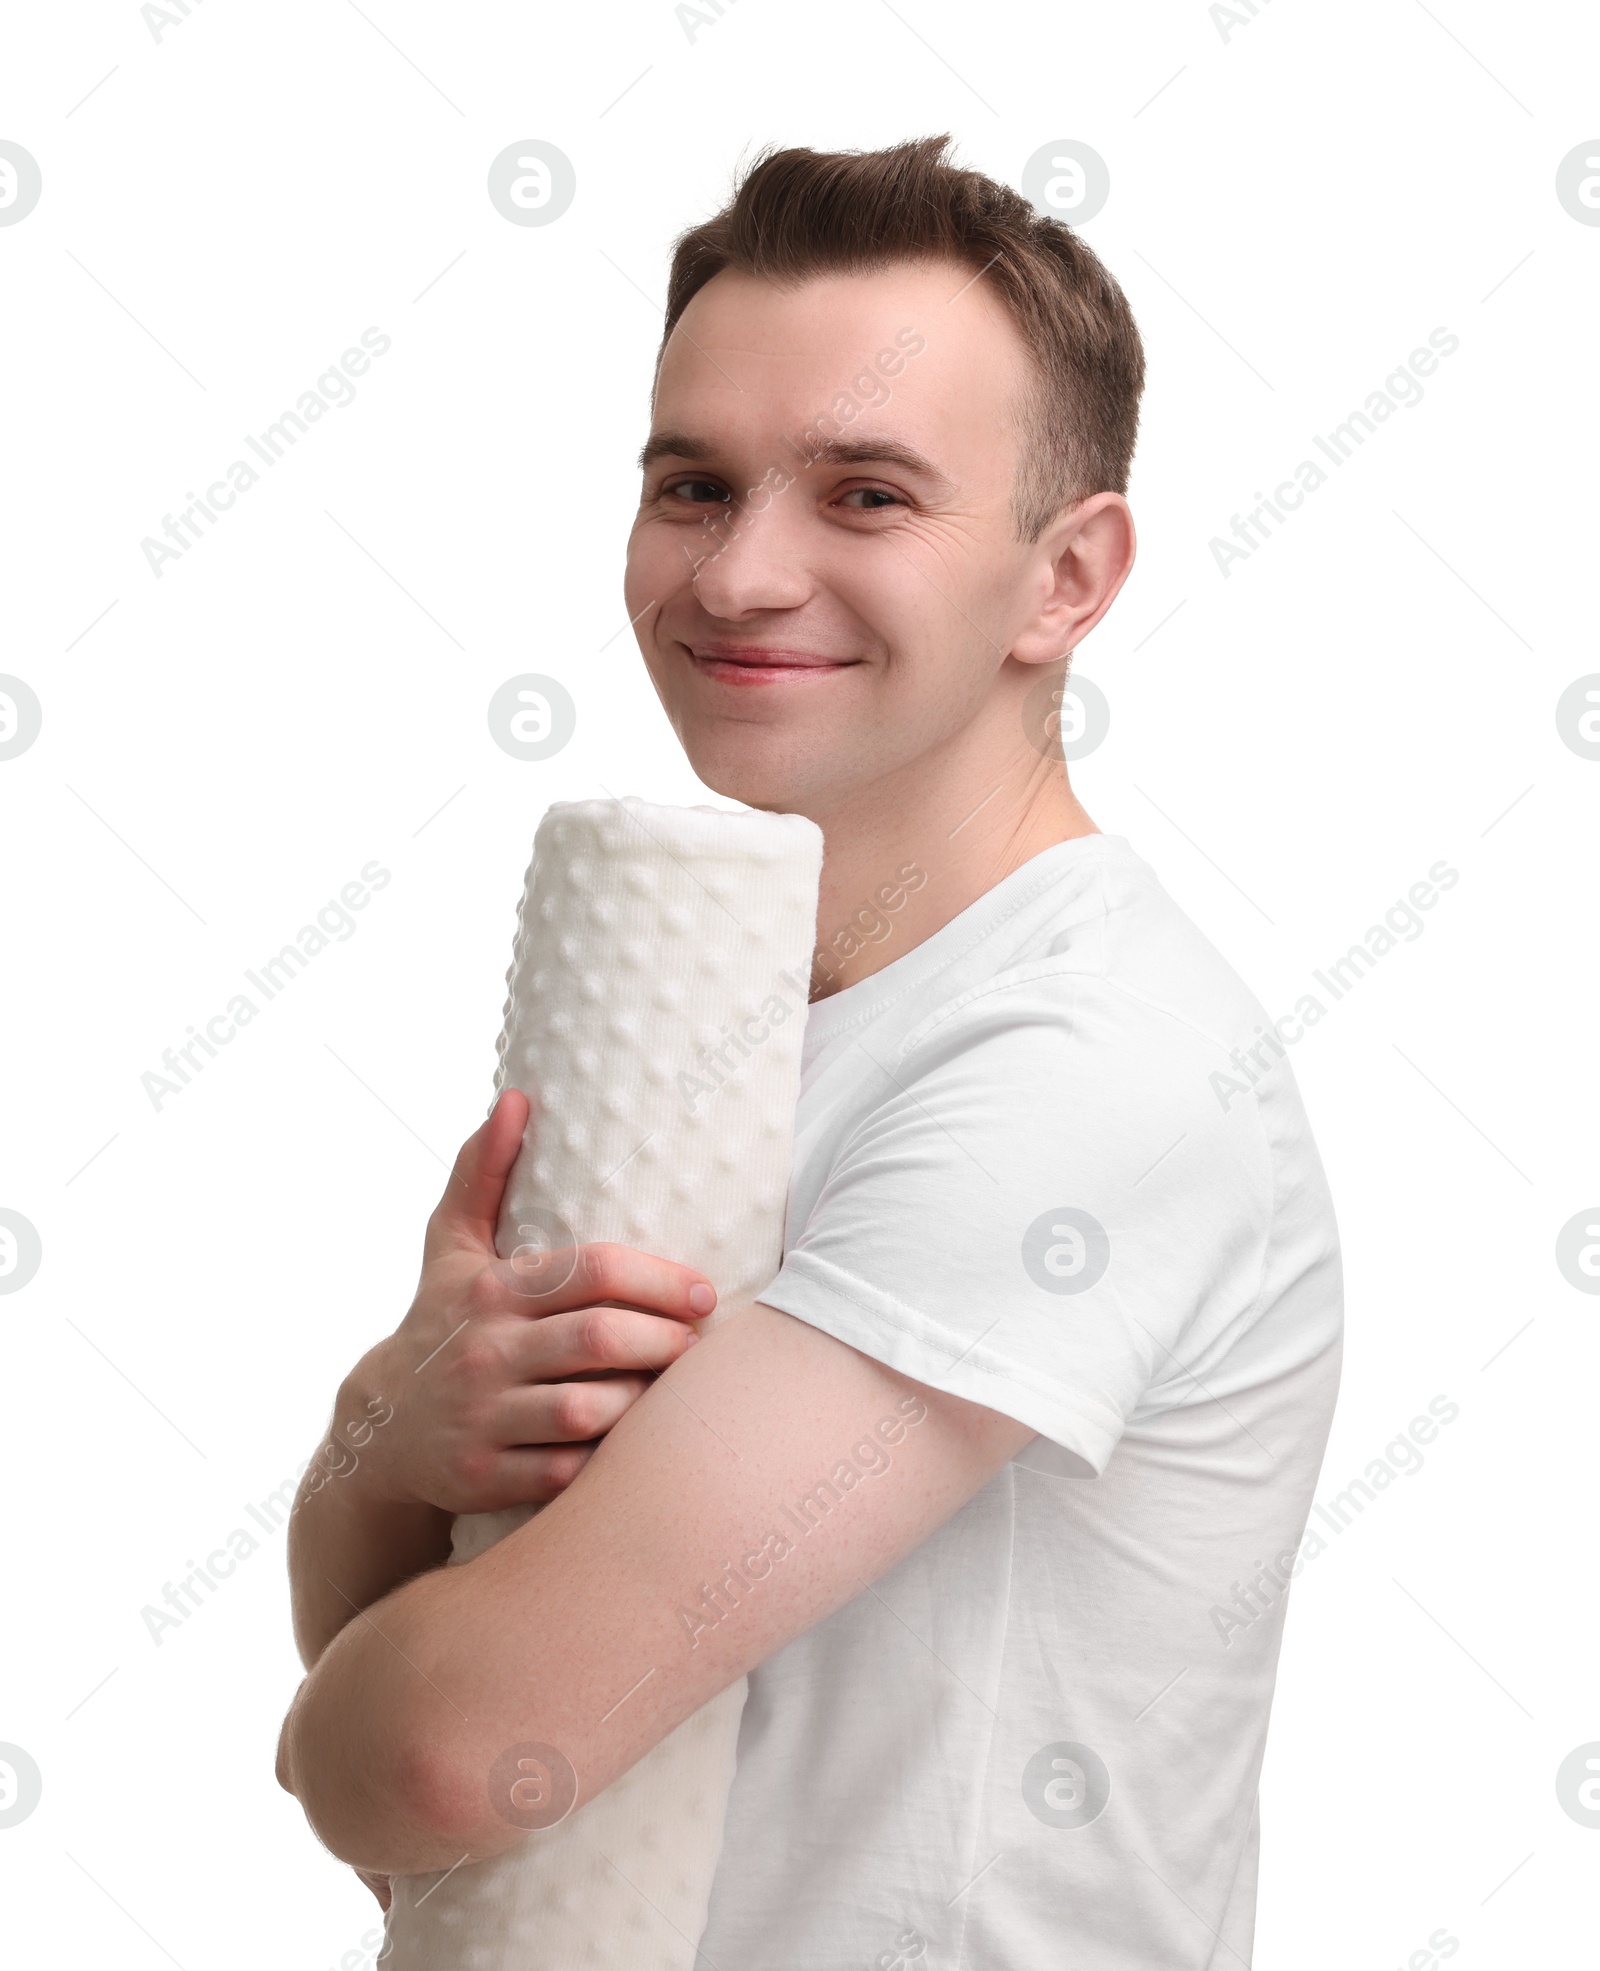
[2,2,1596,1965]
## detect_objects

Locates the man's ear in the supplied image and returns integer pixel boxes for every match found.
[1010,492,1136,666]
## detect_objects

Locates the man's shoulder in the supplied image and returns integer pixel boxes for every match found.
[902,834,1272,1069]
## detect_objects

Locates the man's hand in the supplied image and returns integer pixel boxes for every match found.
[283,1301,1036,1877]
[282,1088,721,1679]
[281,1087,728,1912]
[345,1087,720,1518]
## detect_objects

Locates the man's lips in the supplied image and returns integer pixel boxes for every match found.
[687,645,859,684]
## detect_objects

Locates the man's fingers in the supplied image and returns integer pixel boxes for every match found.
[425,1088,532,1257]
[493,1238,717,1325]
[482,1441,599,1508]
[507,1301,709,1382]
[493,1374,654,1445]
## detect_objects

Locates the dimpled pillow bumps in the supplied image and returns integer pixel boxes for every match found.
[379,795,823,1970]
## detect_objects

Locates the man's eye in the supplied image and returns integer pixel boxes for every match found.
[665,478,730,505]
[838,487,902,510]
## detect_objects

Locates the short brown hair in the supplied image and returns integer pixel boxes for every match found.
[658,135,1146,541]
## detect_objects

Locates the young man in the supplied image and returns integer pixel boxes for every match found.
[278,136,1342,1967]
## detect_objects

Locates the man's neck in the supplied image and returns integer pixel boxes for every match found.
[805,751,1096,1003]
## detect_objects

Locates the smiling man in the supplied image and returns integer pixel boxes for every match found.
[278,137,1343,1968]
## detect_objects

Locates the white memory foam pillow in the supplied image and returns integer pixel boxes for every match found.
[378,795,823,1970]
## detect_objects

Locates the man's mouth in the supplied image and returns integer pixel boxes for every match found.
[687,645,859,685]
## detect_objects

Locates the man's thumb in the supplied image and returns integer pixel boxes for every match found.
[429,1087,533,1253]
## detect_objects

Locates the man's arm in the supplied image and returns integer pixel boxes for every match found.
[278,1298,1032,1876]
[282,1404,455,1673]
[282,1090,717,1671]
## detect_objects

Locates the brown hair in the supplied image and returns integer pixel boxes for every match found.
[658,135,1145,541]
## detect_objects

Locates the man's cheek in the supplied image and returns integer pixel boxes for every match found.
[624,530,677,608]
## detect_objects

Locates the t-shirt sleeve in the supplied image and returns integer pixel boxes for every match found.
[757,971,1274,1476]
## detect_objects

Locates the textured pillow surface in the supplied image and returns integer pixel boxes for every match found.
[380,795,823,1969]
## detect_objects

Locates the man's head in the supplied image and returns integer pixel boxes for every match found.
[624,135,1144,824]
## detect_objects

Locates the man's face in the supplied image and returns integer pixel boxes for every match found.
[624,260,1065,817]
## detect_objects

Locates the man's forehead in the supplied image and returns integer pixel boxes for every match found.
[649,268,1025,478]
[657,262,1024,389]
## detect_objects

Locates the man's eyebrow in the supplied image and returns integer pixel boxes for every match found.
[637,430,709,470]
[637,429,953,491]
[802,435,953,490]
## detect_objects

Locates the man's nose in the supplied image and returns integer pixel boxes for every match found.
[686,496,813,617]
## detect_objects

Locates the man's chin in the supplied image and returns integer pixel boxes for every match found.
[678,733,830,818]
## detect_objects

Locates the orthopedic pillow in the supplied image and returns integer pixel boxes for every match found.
[379,795,823,1970]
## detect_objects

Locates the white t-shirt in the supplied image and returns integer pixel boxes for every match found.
[695,831,1343,1971]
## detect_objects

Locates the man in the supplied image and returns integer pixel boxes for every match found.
[277,135,1342,1968]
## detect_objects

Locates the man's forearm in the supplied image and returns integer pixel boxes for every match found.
[277,1306,1033,1876]
[286,1378,453,1670]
